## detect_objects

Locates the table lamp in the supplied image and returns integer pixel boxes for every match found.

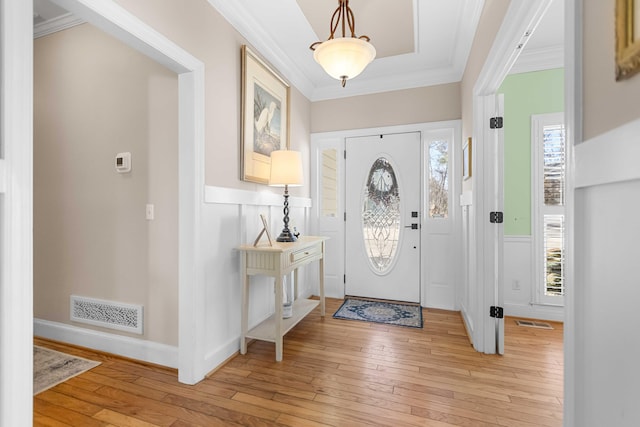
[269,150,304,242]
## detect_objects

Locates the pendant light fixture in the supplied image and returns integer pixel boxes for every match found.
[310,0,376,87]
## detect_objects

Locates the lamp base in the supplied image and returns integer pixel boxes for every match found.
[276,229,297,242]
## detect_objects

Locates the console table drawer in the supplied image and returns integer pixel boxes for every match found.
[290,243,321,264]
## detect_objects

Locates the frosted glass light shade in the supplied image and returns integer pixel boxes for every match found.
[313,37,376,82]
[269,150,303,187]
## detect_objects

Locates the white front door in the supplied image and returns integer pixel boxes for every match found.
[345,132,421,303]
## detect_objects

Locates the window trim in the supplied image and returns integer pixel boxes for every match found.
[531,112,566,306]
[424,128,454,234]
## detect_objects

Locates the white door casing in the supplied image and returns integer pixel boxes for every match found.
[311,121,461,308]
[42,0,206,384]
[468,0,554,354]
[1,0,34,424]
[486,94,505,355]
[345,133,422,303]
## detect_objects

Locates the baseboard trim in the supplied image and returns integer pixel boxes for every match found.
[504,303,564,322]
[460,302,475,346]
[202,336,241,377]
[34,319,178,368]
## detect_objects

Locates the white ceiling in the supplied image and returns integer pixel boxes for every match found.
[34,0,564,101]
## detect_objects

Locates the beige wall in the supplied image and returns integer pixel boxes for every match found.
[34,0,314,348]
[310,83,461,133]
[583,0,640,140]
[460,0,511,192]
[113,0,312,198]
[34,24,179,345]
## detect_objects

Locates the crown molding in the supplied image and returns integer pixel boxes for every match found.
[310,67,462,101]
[207,0,485,102]
[206,0,316,99]
[34,12,84,38]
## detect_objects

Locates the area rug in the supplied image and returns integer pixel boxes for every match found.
[333,298,423,328]
[33,346,100,395]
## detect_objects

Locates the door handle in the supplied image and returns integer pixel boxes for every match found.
[404,223,419,229]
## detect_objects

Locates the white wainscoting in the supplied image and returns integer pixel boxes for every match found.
[503,236,563,322]
[200,186,313,374]
[573,119,640,427]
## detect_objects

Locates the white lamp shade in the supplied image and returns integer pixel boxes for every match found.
[269,150,304,187]
[313,37,376,82]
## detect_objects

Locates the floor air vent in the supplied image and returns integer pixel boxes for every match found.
[70,295,143,334]
[515,319,553,330]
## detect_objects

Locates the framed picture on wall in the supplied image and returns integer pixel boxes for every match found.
[616,0,640,80]
[241,45,290,184]
[463,137,472,180]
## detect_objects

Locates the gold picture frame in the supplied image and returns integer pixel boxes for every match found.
[463,137,472,180]
[241,45,290,184]
[616,0,640,80]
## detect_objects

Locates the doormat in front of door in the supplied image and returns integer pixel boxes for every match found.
[333,298,423,328]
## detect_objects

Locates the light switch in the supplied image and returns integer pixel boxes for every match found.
[146,204,154,220]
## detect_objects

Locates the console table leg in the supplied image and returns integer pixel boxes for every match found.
[240,255,249,355]
[274,275,283,361]
[319,242,326,317]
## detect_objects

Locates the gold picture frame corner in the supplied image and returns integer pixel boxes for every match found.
[615,0,640,81]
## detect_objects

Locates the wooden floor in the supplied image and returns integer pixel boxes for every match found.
[34,298,563,426]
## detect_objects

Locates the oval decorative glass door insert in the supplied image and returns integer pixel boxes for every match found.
[362,157,401,273]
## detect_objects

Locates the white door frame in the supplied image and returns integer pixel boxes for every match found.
[2,2,207,410]
[471,0,554,353]
[1,1,35,423]
[311,120,461,308]
[49,0,207,385]
[563,0,581,424]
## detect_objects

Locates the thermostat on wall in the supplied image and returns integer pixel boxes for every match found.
[115,152,131,173]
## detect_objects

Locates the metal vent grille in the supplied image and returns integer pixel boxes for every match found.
[515,319,553,330]
[70,295,143,334]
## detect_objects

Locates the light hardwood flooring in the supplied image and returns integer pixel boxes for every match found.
[34,298,563,426]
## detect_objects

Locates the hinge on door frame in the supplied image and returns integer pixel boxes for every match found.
[489,211,504,224]
[344,150,346,159]
[490,306,504,319]
[490,117,504,129]
[344,212,346,221]
[343,274,346,284]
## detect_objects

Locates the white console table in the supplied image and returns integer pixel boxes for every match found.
[237,236,327,361]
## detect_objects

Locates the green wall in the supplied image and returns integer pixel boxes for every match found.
[499,68,564,235]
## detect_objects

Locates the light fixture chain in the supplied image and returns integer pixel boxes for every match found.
[346,2,356,37]
[329,4,342,39]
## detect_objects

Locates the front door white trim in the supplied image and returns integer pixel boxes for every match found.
[311,120,461,309]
